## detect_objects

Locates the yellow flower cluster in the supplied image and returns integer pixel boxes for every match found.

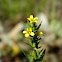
[23,15,43,37]
[22,15,45,62]
[23,28,34,37]
[27,15,38,23]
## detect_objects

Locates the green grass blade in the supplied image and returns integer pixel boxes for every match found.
[22,50,30,60]
[27,20,31,27]
[39,34,45,40]
[24,41,33,48]
[36,22,42,31]
[21,21,28,28]
[39,49,43,54]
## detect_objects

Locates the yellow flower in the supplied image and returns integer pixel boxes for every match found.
[12,45,20,55]
[23,28,35,37]
[37,30,43,36]
[27,15,38,23]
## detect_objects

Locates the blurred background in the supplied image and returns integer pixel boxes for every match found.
[0,0,62,62]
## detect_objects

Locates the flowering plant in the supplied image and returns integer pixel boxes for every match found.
[23,15,46,62]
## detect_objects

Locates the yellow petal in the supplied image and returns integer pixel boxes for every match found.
[25,33,29,37]
[40,32,43,34]
[30,21,33,23]
[30,15,33,18]
[34,20,37,23]
[23,31,27,33]
[29,28,32,32]
[27,18,31,21]
[34,17,38,20]
[30,32,34,36]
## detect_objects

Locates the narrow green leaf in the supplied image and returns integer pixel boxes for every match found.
[27,20,30,27]
[38,46,42,49]
[21,21,28,28]
[36,49,46,61]
[34,48,37,50]
[37,35,45,45]
[34,30,37,33]
[36,22,42,31]
[24,41,33,48]
[39,34,45,40]
[37,40,40,44]
[37,36,39,38]
[39,49,43,54]
[22,50,30,60]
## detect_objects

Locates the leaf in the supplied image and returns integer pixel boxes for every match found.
[37,35,45,45]
[34,48,37,50]
[36,22,42,31]
[27,20,31,27]
[34,30,37,33]
[39,34,45,40]
[37,51,40,57]
[36,49,46,61]
[21,21,28,28]
[22,50,30,60]
[37,36,39,38]
[39,49,43,54]
[38,46,42,49]
[24,41,33,48]
[37,40,40,44]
